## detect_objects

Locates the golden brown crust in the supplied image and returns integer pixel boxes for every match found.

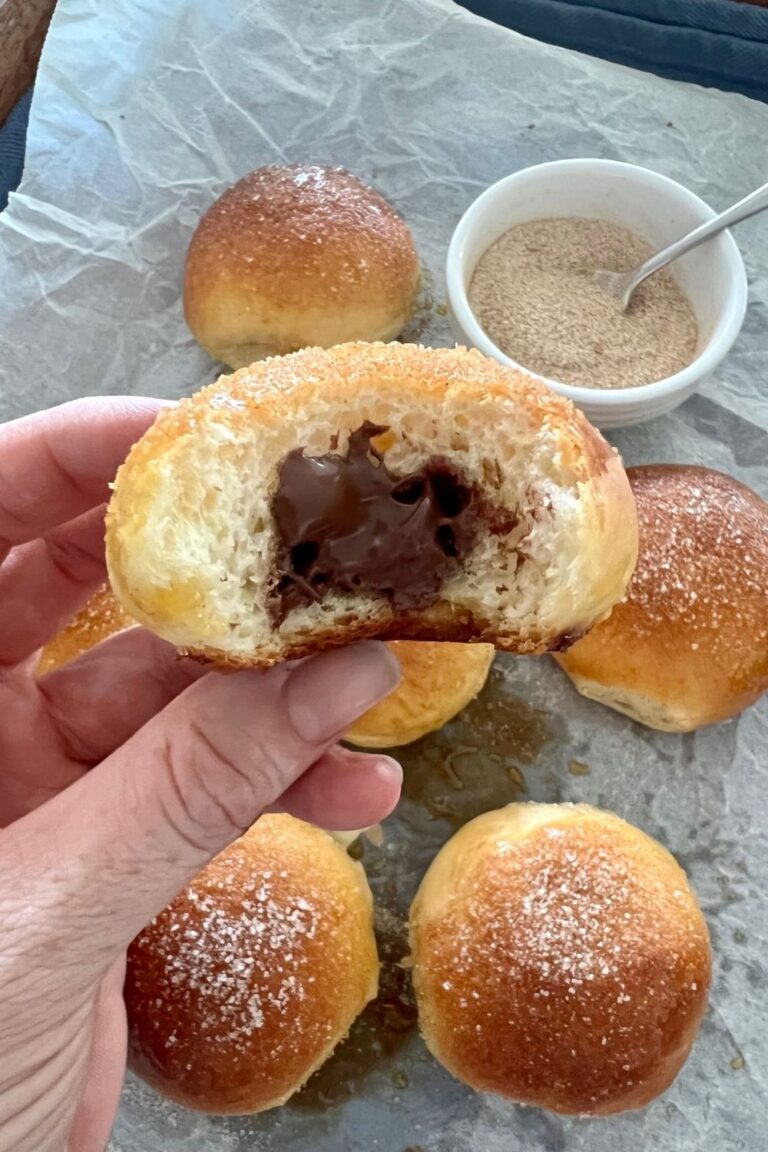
[37,585,133,674]
[410,803,711,1116]
[177,610,582,669]
[125,815,378,1115]
[204,341,586,438]
[184,165,420,364]
[556,465,768,730]
[130,342,585,452]
[345,641,495,747]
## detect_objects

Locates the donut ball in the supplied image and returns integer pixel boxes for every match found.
[183,164,420,367]
[345,641,495,747]
[556,465,768,730]
[125,815,378,1114]
[409,802,711,1115]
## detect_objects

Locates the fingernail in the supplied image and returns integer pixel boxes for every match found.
[372,754,404,786]
[284,642,401,744]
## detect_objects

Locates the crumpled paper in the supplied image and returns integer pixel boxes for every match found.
[0,1,765,1150]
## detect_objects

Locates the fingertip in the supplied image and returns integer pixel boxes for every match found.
[276,745,403,831]
[363,753,403,821]
[355,639,402,681]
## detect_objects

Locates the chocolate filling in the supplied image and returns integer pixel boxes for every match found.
[271,423,480,622]
[548,630,585,653]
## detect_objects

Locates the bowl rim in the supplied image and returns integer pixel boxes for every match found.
[445,158,749,410]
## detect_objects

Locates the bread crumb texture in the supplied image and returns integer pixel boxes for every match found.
[106,343,637,664]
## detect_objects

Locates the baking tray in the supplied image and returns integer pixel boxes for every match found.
[112,556,768,1150]
[0,2,765,1149]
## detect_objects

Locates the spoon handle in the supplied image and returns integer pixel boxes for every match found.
[629,180,768,294]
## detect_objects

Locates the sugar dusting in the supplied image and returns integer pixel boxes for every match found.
[452,824,645,999]
[166,871,317,1045]
[428,815,709,1107]
[193,164,418,292]
[129,846,326,1056]
[469,218,698,390]
[624,467,767,648]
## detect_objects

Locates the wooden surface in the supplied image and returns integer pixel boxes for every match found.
[0,0,57,126]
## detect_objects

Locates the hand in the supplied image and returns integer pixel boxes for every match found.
[0,398,402,1152]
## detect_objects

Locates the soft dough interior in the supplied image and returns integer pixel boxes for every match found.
[116,384,599,661]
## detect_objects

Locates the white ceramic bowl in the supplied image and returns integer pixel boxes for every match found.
[446,159,748,428]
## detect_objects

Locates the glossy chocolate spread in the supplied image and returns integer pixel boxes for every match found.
[271,423,479,621]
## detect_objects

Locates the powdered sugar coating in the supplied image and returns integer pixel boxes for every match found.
[125,816,378,1114]
[557,465,768,728]
[185,164,419,310]
[623,466,767,648]
[156,859,320,1049]
[411,805,711,1115]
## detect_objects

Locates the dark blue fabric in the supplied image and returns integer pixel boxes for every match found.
[460,0,768,102]
[0,90,32,211]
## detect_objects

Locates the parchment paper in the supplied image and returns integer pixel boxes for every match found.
[0,2,766,1150]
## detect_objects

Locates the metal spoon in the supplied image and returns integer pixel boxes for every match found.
[594,181,768,310]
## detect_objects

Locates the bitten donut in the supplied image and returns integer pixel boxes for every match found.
[125,815,378,1115]
[183,164,420,367]
[106,343,638,666]
[556,465,768,730]
[409,802,711,1116]
[345,641,495,747]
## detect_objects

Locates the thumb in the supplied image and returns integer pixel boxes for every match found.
[3,642,399,987]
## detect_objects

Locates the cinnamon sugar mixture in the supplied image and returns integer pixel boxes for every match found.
[469,218,698,389]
